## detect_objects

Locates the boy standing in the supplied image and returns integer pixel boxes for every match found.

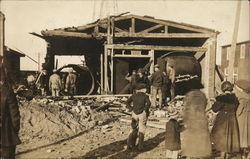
[126,83,151,151]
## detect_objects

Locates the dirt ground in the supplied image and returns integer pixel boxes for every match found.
[16,120,166,159]
[16,99,167,159]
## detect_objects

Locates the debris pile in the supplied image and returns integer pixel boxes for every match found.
[18,96,128,143]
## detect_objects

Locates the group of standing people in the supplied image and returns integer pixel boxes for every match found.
[48,68,77,96]
[165,80,250,159]
[126,74,250,159]
[124,63,176,109]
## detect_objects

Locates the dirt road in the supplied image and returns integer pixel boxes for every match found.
[16,120,166,159]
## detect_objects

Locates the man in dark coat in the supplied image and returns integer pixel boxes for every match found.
[0,63,21,159]
[150,64,164,108]
[126,83,151,151]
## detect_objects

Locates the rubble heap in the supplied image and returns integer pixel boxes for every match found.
[18,96,127,143]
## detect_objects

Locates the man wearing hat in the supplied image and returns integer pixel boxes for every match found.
[65,68,77,95]
[126,83,151,151]
[49,69,62,97]
[150,64,164,109]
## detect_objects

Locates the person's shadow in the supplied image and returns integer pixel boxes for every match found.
[78,132,165,159]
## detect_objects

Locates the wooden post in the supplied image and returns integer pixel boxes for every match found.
[104,45,109,94]
[100,53,104,93]
[0,12,5,57]
[228,0,241,83]
[164,25,168,34]
[149,49,155,74]
[111,48,114,93]
[204,35,217,98]
[131,17,135,33]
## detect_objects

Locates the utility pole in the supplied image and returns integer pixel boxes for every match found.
[228,0,241,83]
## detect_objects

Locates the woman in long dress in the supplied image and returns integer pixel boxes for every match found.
[211,81,240,158]
[181,79,212,159]
[235,80,250,159]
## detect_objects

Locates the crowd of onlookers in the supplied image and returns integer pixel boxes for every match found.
[125,78,250,159]
[1,54,250,159]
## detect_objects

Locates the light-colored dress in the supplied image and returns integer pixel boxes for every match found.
[236,91,250,148]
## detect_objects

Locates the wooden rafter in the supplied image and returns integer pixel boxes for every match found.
[132,15,214,34]
[106,44,207,52]
[138,24,163,33]
[99,32,211,38]
[41,30,92,38]
[99,24,127,33]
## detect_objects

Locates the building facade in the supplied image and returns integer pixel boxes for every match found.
[221,40,250,82]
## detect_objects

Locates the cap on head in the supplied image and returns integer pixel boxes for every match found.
[221,81,234,92]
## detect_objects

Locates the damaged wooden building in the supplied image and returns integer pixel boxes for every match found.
[35,14,219,98]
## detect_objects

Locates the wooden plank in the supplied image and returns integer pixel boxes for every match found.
[104,45,109,94]
[133,15,215,34]
[204,36,217,98]
[66,23,97,31]
[111,49,114,93]
[113,32,211,38]
[149,50,155,74]
[114,15,133,21]
[164,25,168,34]
[138,24,163,33]
[100,53,104,93]
[113,54,151,58]
[99,24,128,33]
[42,30,92,38]
[106,44,207,52]
[131,17,135,33]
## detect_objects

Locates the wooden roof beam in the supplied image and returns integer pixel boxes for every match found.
[138,24,163,33]
[133,15,214,34]
[41,30,92,38]
[106,44,207,52]
[108,32,211,38]
[99,24,128,33]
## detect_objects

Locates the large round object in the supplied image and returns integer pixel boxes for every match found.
[57,64,95,95]
[161,52,202,95]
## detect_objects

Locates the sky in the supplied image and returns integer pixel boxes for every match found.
[1,0,249,70]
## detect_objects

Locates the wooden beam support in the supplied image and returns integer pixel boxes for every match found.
[99,24,128,33]
[121,33,210,38]
[104,45,109,94]
[131,17,135,33]
[111,48,114,93]
[42,30,92,38]
[99,32,211,38]
[164,25,168,34]
[43,30,210,39]
[204,36,217,98]
[100,53,104,94]
[133,15,215,34]
[138,24,163,33]
[106,44,207,52]
[149,50,155,74]
[113,54,151,58]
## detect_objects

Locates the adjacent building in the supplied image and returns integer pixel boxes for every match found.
[221,40,250,82]
[4,46,25,84]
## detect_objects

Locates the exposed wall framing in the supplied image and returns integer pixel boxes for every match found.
[40,14,218,98]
